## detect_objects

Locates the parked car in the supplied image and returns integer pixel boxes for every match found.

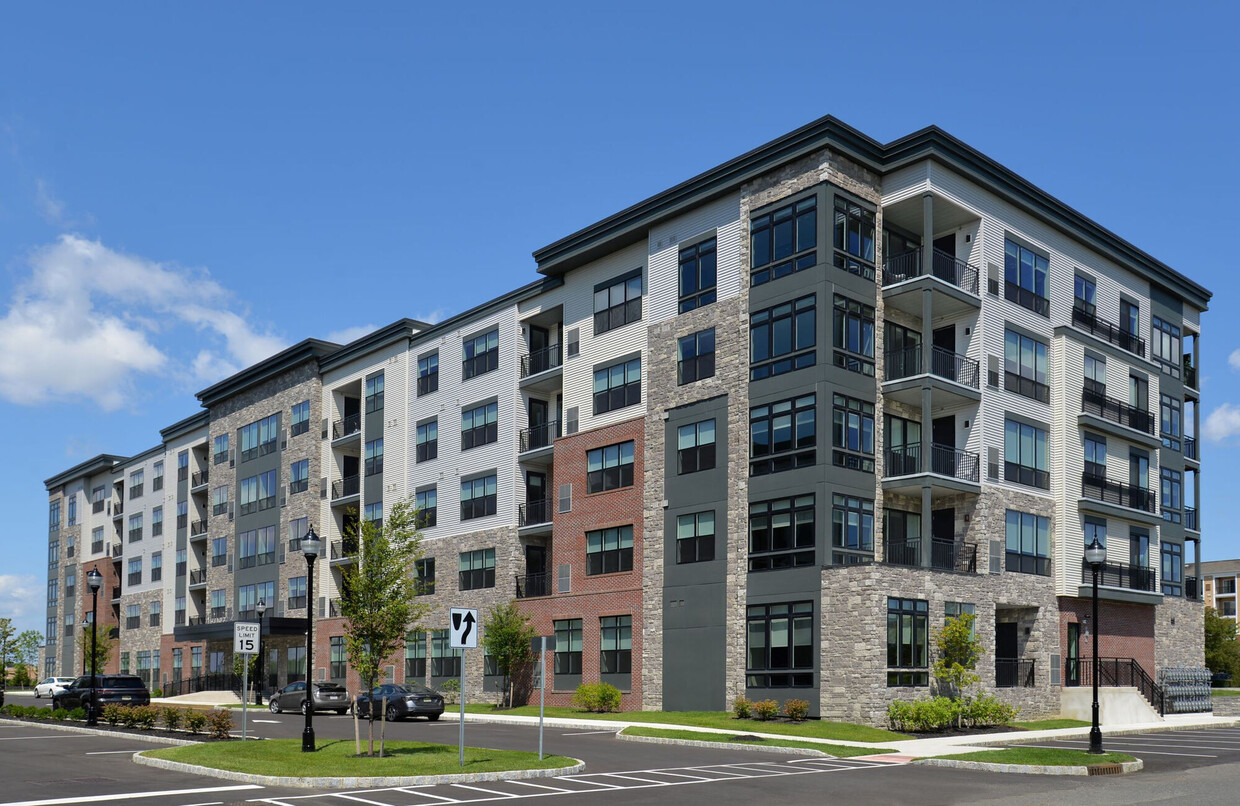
[1212,671,1233,686]
[268,681,352,715]
[353,682,444,722]
[34,677,76,699]
[53,675,150,713]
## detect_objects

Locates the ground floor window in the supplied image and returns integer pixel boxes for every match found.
[430,630,461,678]
[887,597,928,686]
[405,633,426,678]
[554,619,583,675]
[746,601,813,687]
[330,636,347,678]
[600,615,632,674]
[287,646,306,683]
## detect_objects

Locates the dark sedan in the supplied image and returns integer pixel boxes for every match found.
[268,681,352,714]
[354,682,444,721]
[53,674,150,713]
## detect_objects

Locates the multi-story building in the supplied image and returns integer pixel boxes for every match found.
[1189,559,1239,622]
[42,116,1210,724]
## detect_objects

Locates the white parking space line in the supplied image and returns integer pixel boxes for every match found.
[336,794,398,806]
[643,770,714,780]
[505,781,575,793]
[559,731,614,736]
[0,735,90,741]
[449,784,519,798]
[596,774,667,785]
[553,777,622,789]
[252,719,282,724]
[392,788,462,803]
[1094,737,1240,749]
[2,784,263,806]
[84,750,146,755]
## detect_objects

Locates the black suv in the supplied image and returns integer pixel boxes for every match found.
[54,674,150,713]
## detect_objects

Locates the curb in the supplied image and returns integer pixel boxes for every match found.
[960,717,1240,749]
[914,757,1143,776]
[0,717,198,746]
[133,752,586,789]
[616,730,831,757]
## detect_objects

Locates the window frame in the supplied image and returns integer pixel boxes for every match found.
[461,401,498,451]
[676,419,716,475]
[459,474,498,521]
[676,510,716,564]
[1003,418,1049,489]
[1005,510,1050,576]
[553,619,583,676]
[365,372,385,413]
[750,295,816,381]
[746,601,814,688]
[677,328,716,385]
[832,195,876,280]
[592,357,642,415]
[1003,238,1049,316]
[599,615,632,675]
[886,597,929,687]
[462,328,500,381]
[832,393,875,473]
[594,270,643,335]
[417,352,440,396]
[586,441,635,493]
[749,394,816,476]
[1003,328,1049,403]
[586,525,633,575]
[748,494,816,572]
[678,237,717,313]
[751,194,817,286]
[832,293,875,376]
[290,400,311,436]
[416,419,438,463]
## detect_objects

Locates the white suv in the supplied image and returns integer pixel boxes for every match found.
[34,677,75,698]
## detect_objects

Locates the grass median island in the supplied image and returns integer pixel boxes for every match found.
[1009,718,1092,730]
[933,747,1136,766]
[620,727,894,758]
[463,705,906,742]
[145,739,573,777]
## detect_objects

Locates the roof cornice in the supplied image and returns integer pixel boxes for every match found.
[159,410,209,442]
[196,338,340,408]
[44,453,128,490]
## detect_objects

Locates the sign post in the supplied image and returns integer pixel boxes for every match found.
[531,635,555,759]
[234,622,259,741]
[449,608,478,768]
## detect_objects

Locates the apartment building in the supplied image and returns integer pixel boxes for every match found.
[42,115,1209,724]
[1189,559,1239,622]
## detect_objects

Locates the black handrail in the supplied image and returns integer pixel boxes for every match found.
[520,345,563,378]
[1184,507,1198,531]
[884,537,921,567]
[1077,657,1164,715]
[515,572,551,599]
[1081,472,1156,513]
[1081,559,1156,592]
[932,539,978,573]
[880,249,980,296]
[1081,388,1156,435]
[332,413,361,439]
[1184,437,1198,460]
[995,659,1036,688]
[884,444,921,477]
[518,498,553,527]
[931,346,980,388]
[1072,304,1146,357]
[519,421,561,453]
[931,443,980,482]
[331,475,360,500]
[1186,577,1201,601]
[191,470,209,487]
[163,673,244,698]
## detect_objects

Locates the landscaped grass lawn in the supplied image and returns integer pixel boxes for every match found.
[1009,718,1092,730]
[145,739,574,777]
[1212,689,1240,697]
[620,727,895,758]
[463,705,905,742]
[934,747,1135,766]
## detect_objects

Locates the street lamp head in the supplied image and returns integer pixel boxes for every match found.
[256,599,267,617]
[1085,537,1107,568]
[301,525,321,560]
[86,568,103,592]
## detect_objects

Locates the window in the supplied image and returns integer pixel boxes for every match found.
[415,558,435,595]
[1074,275,1096,316]
[1161,467,1182,522]
[586,441,635,493]
[364,439,384,475]
[1129,374,1149,412]
[290,400,310,436]
[1161,541,1183,596]
[418,353,439,396]
[120,653,131,674]
[747,602,813,687]
[887,598,929,686]
[554,619,583,675]
[239,470,277,515]
[151,507,163,537]
[129,469,144,499]
[832,494,874,553]
[212,537,228,567]
[125,604,140,630]
[1130,448,1150,492]
[63,612,74,636]
[290,459,309,493]
[67,495,77,526]
[288,517,307,552]
[178,450,189,480]
[463,329,499,380]
[239,526,276,569]
[430,630,461,677]
[832,196,876,280]
[1004,329,1049,403]
[150,552,162,582]
[49,501,60,532]
[677,329,715,385]
[416,488,437,528]
[405,633,426,678]
[676,419,716,474]
[330,636,347,678]
[177,500,187,528]
[65,534,75,559]
[750,395,816,476]
[1084,353,1106,395]
[678,238,717,312]
[127,557,142,587]
[47,579,57,606]
[600,615,632,674]
[749,495,815,571]
[288,576,307,610]
[416,420,438,462]
[92,486,105,513]
[213,434,229,465]
[92,526,104,554]
[459,548,496,590]
[239,414,279,462]
[65,572,75,598]
[1121,298,1139,338]
[594,271,643,334]
[945,602,977,638]
[364,501,382,527]
[1005,510,1050,575]
[1004,419,1048,489]
[751,195,817,286]
[1161,394,1182,451]
[365,372,384,413]
[460,475,497,520]
[832,394,875,473]
[461,402,497,450]
[587,526,633,575]
[1003,238,1049,316]
[750,295,816,381]
[175,548,186,577]
[128,513,143,542]
[237,581,274,620]
[286,646,305,682]
[833,294,875,376]
[676,511,715,564]
[150,600,161,627]
[1084,432,1107,479]
[212,485,228,517]
[593,357,641,414]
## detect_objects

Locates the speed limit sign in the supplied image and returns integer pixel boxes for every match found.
[234,622,260,654]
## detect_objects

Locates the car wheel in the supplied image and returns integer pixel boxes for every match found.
[269,699,281,714]
[428,713,440,722]
[33,691,39,699]
[300,700,309,715]
[385,705,400,722]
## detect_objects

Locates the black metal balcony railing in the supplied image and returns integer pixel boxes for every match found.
[189,569,207,585]
[881,249,981,296]
[1081,388,1156,435]
[520,345,563,378]
[515,572,551,599]
[884,537,921,567]
[1184,507,1198,531]
[931,443,980,482]
[1184,362,1198,389]
[885,444,921,477]
[330,539,358,561]
[190,519,208,536]
[1081,559,1156,592]
[1005,281,1050,317]
[884,346,979,389]
[884,346,921,381]
[1184,436,1198,460]
[1072,304,1146,357]
[112,502,123,517]
[332,413,361,439]
[331,475,360,500]
[519,421,561,453]
[191,470,209,488]
[110,585,121,600]
[1004,370,1050,404]
[210,606,228,620]
[329,599,343,617]
[162,673,244,699]
[995,659,1036,688]
[1075,658,1164,715]
[1081,472,1156,513]
[188,616,205,626]
[519,498,553,527]
[1186,576,1201,601]
[932,539,978,573]
[111,542,123,558]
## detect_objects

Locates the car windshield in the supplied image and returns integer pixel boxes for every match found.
[104,677,145,688]
[395,683,436,695]
[315,683,345,692]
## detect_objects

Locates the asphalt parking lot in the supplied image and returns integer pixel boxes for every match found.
[1009,725,1240,773]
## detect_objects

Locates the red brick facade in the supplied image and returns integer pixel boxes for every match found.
[1058,596,1155,678]
[517,415,645,709]
[82,558,121,675]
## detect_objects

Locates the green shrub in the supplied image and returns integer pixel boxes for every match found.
[51,708,69,722]
[205,709,233,740]
[570,682,622,713]
[151,689,163,698]
[887,696,975,732]
[68,707,86,721]
[184,711,207,735]
[752,698,779,721]
[101,704,124,726]
[732,695,752,719]
[962,694,1019,727]
[783,698,809,722]
[133,705,158,730]
[121,706,142,729]
[161,706,183,731]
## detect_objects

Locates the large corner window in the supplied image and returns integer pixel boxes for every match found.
[1003,239,1049,317]
[832,394,874,473]
[1003,418,1048,489]
[678,238,717,313]
[751,195,816,286]
[749,395,815,476]
[886,597,929,686]
[594,271,642,335]
[750,295,816,381]
[746,602,813,688]
[1005,510,1049,576]
[832,294,875,376]
[1152,316,1182,378]
[748,495,815,571]
[833,196,876,280]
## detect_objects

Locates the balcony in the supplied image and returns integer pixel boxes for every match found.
[883,537,977,572]
[1082,559,1156,593]
[515,572,551,599]
[1186,577,1201,601]
[112,502,124,520]
[329,599,343,617]
[995,659,1036,688]
[519,498,554,530]
[882,443,981,498]
[191,470,209,490]
[520,345,563,379]
[519,421,561,456]
[332,413,361,441]
[1184,507,1199,532]
[1184,437,1198,462]
[881,249,981,318]
[189,569,207,587]
[210,606,229,621]
[330,539,358,564]
[1071,304,1146,357]
[111,542,123,558]
[1079,388,1158,444]
[883,346,981,409]
[1080,473,1158,520]
[190,520,209,538]
[331,475,360,502]
[189,616,205,626]
[110,585,121,601]
[1184,361,1198,390]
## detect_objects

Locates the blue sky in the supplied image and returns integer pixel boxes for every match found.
[1,2,1238,635]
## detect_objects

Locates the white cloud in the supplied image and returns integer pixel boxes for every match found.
[0,574,41,629]
[325,324,379,345]
[1229,349,1240,371]
[415,309,449,326]
[0,234,289,408]
[35,179,65,223]
[1203,403,1240,443]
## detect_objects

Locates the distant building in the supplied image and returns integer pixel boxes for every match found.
[1189,559,1239,623]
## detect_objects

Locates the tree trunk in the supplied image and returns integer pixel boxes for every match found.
[353,699,360,756]
[379,696,386,758]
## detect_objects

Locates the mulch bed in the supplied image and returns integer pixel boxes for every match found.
[0,714,236,741]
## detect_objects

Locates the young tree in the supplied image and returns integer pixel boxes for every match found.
[933,612,981,708]
[482,601,537,708]
[0,618,13,689]
[339,497,429,756]
[13,630,43,685]
[1205,607,1240,684]
[83,624,116,676]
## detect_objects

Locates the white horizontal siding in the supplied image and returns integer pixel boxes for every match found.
[880,161,931,205]
[646,192,743,323]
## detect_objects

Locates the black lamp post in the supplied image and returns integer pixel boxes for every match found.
[85,568,103,727]
[1085,536,1107,755]
[254,599,267,706]
[300,526,321,752]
